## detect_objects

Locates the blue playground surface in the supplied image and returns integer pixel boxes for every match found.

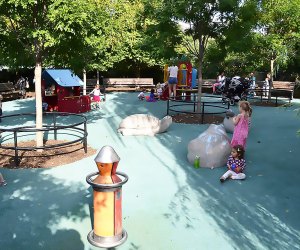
[0,93,300,250]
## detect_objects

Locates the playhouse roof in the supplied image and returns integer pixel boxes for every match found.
[42,69,83,87]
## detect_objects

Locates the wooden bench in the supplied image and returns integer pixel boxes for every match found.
[271,81,295,103]
[0,82,20,100]
[104,78,154,91]
[252,81,295,105]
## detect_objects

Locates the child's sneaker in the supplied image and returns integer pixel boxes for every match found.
[220,178,225,183]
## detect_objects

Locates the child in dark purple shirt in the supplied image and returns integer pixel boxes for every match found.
[220,145,246,182]
[146,88,157,102]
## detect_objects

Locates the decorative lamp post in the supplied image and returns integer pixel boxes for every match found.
[86,146,128,248]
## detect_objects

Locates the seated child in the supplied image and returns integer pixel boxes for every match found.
[146,88,157,102]
[138,90,145,100]
[220,145,246,182]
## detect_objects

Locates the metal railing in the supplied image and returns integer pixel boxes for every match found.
[167,94,230,124]
[0,112,88,167]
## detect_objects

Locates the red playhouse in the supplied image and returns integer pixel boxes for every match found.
[42,69,91,113]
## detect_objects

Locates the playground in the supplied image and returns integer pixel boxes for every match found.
[1,92,300,250]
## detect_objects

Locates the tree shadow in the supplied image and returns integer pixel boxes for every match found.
[0,169,89,250]
[151,102,300,249]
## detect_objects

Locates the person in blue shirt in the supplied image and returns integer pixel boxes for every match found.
[146,88,157,102]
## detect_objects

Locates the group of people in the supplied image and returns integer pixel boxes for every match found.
[220,101,253,182]
[212,71,273,97]
[138,83,164,102]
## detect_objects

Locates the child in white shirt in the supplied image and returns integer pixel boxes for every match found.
[138,91,145,100]
[156,83,163,99]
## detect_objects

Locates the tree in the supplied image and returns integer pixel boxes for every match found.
[157,0,258,109]
[0,0,126,148]
[256,0,300,98]
[114,0,182,76]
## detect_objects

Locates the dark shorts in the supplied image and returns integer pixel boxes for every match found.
[168,77,178,84]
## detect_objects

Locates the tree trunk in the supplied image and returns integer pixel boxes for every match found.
[269,59,274,101]
[197,60,203,112]
[96,70,99,85]
[137,63,141,78]
[83,69,87,95]
[197,40,204,112]
[35,53,43,150]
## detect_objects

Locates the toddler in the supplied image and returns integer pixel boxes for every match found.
[220,145,246,182]
[231,101,252,148]
[90,84,102,109]
[156,83,163,99]
[146,88,157,102]
[138,90,145,100]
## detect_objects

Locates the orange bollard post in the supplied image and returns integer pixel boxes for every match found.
[86,145,128,248]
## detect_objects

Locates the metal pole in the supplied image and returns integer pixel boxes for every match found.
[84,122,88,153]
[14,131,19,167]
[53,113,57,140]
[201,102,205,124]
[193,101,196,113]
[83,69,87,96]
[167,99,169,116]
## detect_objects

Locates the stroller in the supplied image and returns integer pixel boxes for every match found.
[222,76,250,105]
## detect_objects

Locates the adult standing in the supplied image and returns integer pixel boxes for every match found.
[264,73,272,97]
[168,64,178,99]
[249,72,256,96]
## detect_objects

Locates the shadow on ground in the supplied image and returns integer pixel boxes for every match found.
[1,93,300,250]
[0,169,90,250]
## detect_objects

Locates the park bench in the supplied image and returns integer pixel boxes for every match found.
[271,81,295,104]
[253,81,295,105]
[0,82,20,100]
[200,79,215,92]
[104,78,154,92]
[191,79,215,93]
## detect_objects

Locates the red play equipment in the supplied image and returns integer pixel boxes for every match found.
[42,69,91,113]
[161,57,195,101]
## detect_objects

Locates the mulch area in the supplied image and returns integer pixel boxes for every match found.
[0,140,97,169]
[250,101,278,107]
[172,113,224,124]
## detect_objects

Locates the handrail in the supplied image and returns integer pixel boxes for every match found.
[0,112,88,167]
[167,94,230,124]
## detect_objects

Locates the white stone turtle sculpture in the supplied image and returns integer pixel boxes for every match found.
[118,114,172,136]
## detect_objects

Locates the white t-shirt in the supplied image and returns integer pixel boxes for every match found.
[91,89,101,96]
[168,66,178,78]
[138,92,145,98]
[218,75,226,84]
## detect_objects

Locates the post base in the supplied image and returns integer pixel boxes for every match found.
[87,229,128,248]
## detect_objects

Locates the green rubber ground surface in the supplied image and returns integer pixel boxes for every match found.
[0,93,300,250]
